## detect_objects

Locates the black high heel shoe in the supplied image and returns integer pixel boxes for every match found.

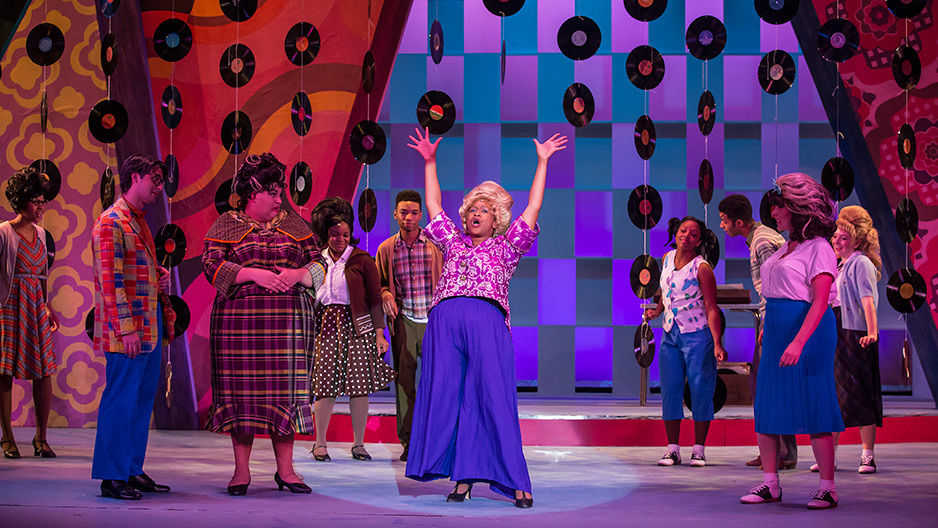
[514,490,534,509]
[350,444,372,461]
[227,478,250,496]
[274,472,311,494]
[1,439,20,459]
[32,438,56,458]
[446,481,473,503]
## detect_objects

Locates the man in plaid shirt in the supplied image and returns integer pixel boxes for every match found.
[91,155,176,500]
[375,190,442,461]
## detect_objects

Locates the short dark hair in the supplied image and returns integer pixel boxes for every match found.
[118,155,166,194]
[395,190,422,208]
[234,153,287,210]
[718,194,753,224]
[5,166,50,212]
[311,196,360,247]
[666,216,708,256]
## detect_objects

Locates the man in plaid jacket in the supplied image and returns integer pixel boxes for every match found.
[91,155,176,501]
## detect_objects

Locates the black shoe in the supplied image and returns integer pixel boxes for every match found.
[101,479,142,500]
[227,479,250,496]
[446,481,472,503]
[514,495,534,509]
[1,439,20,459]
[32,438,56,458]
[274,472,311,494]
[399,444,408,462]
[128,472,170,493]
[310,444,331,462]
[351,444,372,461]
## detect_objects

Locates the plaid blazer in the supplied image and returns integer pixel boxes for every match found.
[92,197,176,355]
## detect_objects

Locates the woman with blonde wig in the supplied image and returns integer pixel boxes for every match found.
[404,127,567,509]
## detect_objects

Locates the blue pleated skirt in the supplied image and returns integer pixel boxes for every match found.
[754,298,845,435]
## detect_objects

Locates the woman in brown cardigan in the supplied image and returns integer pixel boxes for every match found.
[309,197,395,461]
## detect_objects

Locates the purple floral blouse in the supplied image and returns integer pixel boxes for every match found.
[424,211,539,328]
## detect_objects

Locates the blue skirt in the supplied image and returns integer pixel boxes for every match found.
[754,298,844,435]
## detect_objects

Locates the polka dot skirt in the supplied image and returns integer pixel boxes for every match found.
[312,305,396,398]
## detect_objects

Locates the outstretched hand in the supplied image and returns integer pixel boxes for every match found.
[533,133,568,161]
[407,127,441,162]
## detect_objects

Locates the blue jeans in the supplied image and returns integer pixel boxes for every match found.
[659,325,716,421]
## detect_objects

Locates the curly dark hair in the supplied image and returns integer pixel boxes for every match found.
[717,194,753,223]
[118,155,166,194]
[234,153,287,210]
[6,166,50,212]
[311,196,359,248]
[666,216,707,256]
[395,190,422,207]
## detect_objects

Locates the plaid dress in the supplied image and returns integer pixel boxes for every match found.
[202,211,325,435]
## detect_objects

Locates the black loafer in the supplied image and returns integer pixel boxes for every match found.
[101,479,142,500]
[129,473,171,493]
[514,496,534,509]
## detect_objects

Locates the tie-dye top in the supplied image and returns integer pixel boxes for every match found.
[659,250,708,334]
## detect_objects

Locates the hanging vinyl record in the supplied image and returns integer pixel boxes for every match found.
[624,0,668,22]
[89,99,129,144]
[100,32,118,76]
[759,190,779,231]
[161,85,182,129]
[100,167,116,209]
[362,50,376,93]
[755,0,799,25]
[26,23,65,66]
[563,82,595,128]
[291,92,312,136]
[155,223,187,268]
[634,115,656,160]
[215,178,236,215]
[886,267,926,313]
[630,254,661,299]
[85,308,95,341]
[500,39,507,84]
[898,123,916,169]
[628,184,663,230]
[40,91,48,133]
[284,22,321,66]
[685,16,726,61]
[892,45,921,91]
[169,295,191,336]
[634,322,656,368]
[886,0,926,18]
[45,230,56,268]
[164,153,179,198]
[416,90,456,135]
[349,120,387,165]
[358,188,378,233]
[698,159,714,205]
[895,197,918,244]
[430,19,444,65]
[818,18,859,63]
[483,0,525,17]
[290,161,312,206]
[153,18,193,63]
[100,0,120,17]
[758,49,795,95]
[557,16,602,61]
[31,159,61,202]
[697,90,716,135]
[701,228,721,268]
[220,43,255,88]
[221,110,252,154]
[626,45,666,90]
[220,0,257,22]
[821,156,854,202]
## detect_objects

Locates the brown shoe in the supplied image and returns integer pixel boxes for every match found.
[746,455,762,467]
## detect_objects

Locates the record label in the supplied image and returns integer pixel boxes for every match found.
[886,0,926,18]
[164,154,179,198]
[153,18,192,63]
[821,156,854,202]
[895,197,918,244]
[155,223,187,268]
[30,159,61,202]
[88,99,129,144]
[758,49,795,95]
[430,20,444,65]
[290,161,312,206]
[416,90,456,135]
[557,16,602,61]
[626,45,665,90]
[898,123,916,169]
[697,90,716,135]
[818,18,859,63]
[349,120,387,165]
[291,92,312,136]
[161,85,182,129]
[220,0,257,22]
[215,178,236,215]
[169,295,191,336]
[631,254,661,299]
[285,22,321,66]
[100,0,120,18]
[563,82,595,128]
[362,50,376,93]
[26,23,65,66]
[220,43,255,88]
[634,115,657,160]
[221,110,252,154]
[634,322,656,368]
[628,184,663,230]
[624,0,668,22]
[358,188,378,233]
[755,0,799,25]
[886,267,926,313]
[100,168,116,209]
[892,45,921,91]
[698,159,714,205]
[483,0,525,17]
[101,32,117,76]
[686,16,726,61]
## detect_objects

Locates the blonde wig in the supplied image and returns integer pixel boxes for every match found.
[458,180,513,236]
[836,205,882,280]
[771,172,837,242]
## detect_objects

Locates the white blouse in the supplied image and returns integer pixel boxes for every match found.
[316,245,353,306]
[760,237,837,303]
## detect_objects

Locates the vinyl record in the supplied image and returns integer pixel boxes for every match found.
[416,90,456,135]
[630,254,661,299]
[886,0,926,18]
[557,16,602,61]
[349,120,387,165]
[892,45,921,91]
[895,197,919,244]
[430,19,444,65]
[164,154,179,198]
[562,82,595,128]
[483,0,525,17]
[100,32,118,76]
[500,39,507,84]
[45,230,56,269]
[755,0,799,25]
[758,49,795,95]
[30,159,61,201]
[221,110,252,154]
[219,43,255,88]
[697,90,716,135]
[26,23,65,66]
[685,16,726,61]
[628,184,663,230]
[153,18,193,63]
[818,18,859,63]
[626,45,666,90]
[358,188,378,233]
[40,91,48,133]
[85,309,95,341]
[169,295,191,336]
[215,178,236,215]
[284,22,321,66]
[759,190,779,231]
[89,99,128,144]
[624,0,668,22]
[821,156,854,202]
[160,85,182,129]
[701,228,721,268]
[220,0,257,22]
[362,50,376,93]
[633,322,656,368]
[886,267,926,313]
[698,159,714,205]
[100,0,120,17]
[685,375,727,414]
[155,223,187,268]
[290,161,312,206]
[100,168,115,209]
[291,92,312,136]
[634,115,657,160]
[898,123,916,170]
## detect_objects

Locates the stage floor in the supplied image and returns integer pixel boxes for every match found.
[1,427,937,527]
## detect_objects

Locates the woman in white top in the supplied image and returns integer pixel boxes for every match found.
[740,173,843,510]
[644,216,726,468]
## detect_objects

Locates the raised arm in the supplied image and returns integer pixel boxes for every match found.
[407,127,443,219]
[521,133,568,228]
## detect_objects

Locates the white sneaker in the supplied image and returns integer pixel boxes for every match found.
[657,450,681,466]
[858,455,876,474]
[807,488,838,509]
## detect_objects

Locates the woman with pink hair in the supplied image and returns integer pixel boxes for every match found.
[404,127,566,509]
